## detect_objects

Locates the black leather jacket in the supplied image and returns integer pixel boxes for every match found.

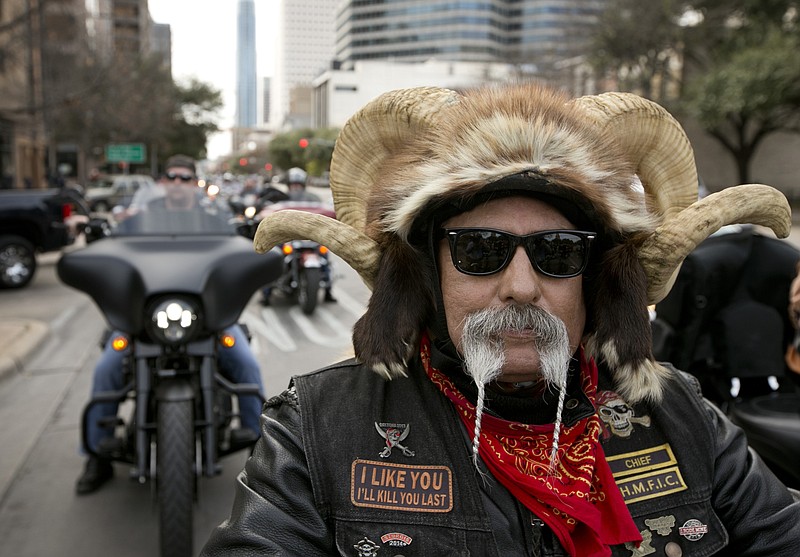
[202,357,800,556]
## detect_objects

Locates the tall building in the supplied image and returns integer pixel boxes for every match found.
[236,0,257,130]
[335,0,607,75]
[261,77,272,126]
[273,0,339,129]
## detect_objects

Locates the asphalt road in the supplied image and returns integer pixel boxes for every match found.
[0,245,370,557]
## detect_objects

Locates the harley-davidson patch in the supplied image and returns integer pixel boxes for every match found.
[381,532,412,547]
[351,459,453,512]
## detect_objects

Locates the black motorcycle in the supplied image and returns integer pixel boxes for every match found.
[58,207,282,557]
[651,225,800,489]
[256,201,336,315]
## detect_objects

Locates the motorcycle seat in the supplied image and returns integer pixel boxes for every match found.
[729,393,800,487]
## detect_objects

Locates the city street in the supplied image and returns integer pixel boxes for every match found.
[1,222,799,556]
[0,244,370,556]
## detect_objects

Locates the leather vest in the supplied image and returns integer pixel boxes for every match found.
[294,358,727,556]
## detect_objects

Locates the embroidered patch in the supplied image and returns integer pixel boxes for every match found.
[625,529,656,556]
[615,467,688,504]
[353,537,380,557]
[607,444,678,478]
[645,515,676,536]
[679,518,708,541]
[375,422,415,458]
[351,459,453,512]
[597,390,652,438]
[381,532,413,547]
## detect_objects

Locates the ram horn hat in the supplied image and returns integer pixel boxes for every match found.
[253,83,790,402]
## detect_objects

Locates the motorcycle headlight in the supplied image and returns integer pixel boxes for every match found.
[147,298,200,345]
[244,206,257,218]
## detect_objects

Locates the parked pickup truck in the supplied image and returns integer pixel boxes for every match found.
[0,188,89,288]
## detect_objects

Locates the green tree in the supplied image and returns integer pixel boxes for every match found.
[590,0,685,98]
[161,78,223,164]
[590,0,800,184]
[683,29,800,183]
[268,127,339,174]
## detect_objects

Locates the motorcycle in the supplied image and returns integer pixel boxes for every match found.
[57,206,283,557]
[651,225,800,489]
[255,201,336,316]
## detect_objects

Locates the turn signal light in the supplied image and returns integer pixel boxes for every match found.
[319,245,329,255]
[111,335,129,351]
[282,244,294,255]
[220,333,236,348]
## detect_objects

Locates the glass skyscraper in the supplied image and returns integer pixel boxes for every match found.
[236,0,257,129]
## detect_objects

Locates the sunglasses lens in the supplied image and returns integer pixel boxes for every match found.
[452,230,512,274]
[167,172,193,182]
[531,232,587,277]
[449,229,592,277]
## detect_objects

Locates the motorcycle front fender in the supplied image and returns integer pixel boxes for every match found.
[155,377,194,402]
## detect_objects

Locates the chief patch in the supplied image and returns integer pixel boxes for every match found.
[607,445,687,504]
[351,459,453,512]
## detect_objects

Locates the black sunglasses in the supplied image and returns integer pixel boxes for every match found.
[444,228,597,278]
[165,171,194,182]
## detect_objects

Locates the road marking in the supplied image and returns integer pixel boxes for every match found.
[331,288,367,318]
[241,308,298,352]
[289,306,352,347]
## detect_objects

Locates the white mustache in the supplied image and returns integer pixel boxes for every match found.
[460,304,571,389]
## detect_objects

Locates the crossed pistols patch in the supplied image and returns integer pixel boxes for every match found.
[351,459,453,512]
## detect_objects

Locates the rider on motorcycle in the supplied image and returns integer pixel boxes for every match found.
[260,167,336,305]
[76,155,266,495]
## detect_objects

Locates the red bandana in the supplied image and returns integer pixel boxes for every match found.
[420,335,641,557]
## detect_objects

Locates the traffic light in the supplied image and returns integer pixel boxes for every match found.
[298,138,309,149]
[239,157,247,166]
[264,163,273,171]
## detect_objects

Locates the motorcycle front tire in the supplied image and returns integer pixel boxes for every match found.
[298,267,321,315]
[157,399,195,557]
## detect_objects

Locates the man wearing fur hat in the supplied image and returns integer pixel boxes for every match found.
[202,84,800,556]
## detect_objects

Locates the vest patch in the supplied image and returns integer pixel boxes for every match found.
[607,444,678,478]
[351,459,453,512]
[606,444,688,503]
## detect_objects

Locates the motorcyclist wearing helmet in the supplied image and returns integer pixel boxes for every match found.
[285,167,320,202]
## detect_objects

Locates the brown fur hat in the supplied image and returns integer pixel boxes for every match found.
[254,83,790,403]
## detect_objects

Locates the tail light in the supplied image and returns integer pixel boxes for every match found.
[61,203,73,220]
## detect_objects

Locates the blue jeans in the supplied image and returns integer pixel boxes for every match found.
[84,324,264,453]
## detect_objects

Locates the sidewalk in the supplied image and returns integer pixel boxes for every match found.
[0,319,49,380]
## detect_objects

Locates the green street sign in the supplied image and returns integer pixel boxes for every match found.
[105,143,146,163]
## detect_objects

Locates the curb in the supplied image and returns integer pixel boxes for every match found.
[0,320,50,380]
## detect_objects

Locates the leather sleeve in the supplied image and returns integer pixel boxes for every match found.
[706,399,800,555]
[200,387,334,556]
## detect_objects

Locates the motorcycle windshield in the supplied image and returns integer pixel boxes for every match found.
[111,185,237,237]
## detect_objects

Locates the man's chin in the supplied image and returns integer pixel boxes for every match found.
[497,349,542,384]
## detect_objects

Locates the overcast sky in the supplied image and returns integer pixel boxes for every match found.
[148,0,277,159]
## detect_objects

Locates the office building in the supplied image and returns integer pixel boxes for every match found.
[335,0,607,75]
[236,0,258,130]
[273,0,339,129]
